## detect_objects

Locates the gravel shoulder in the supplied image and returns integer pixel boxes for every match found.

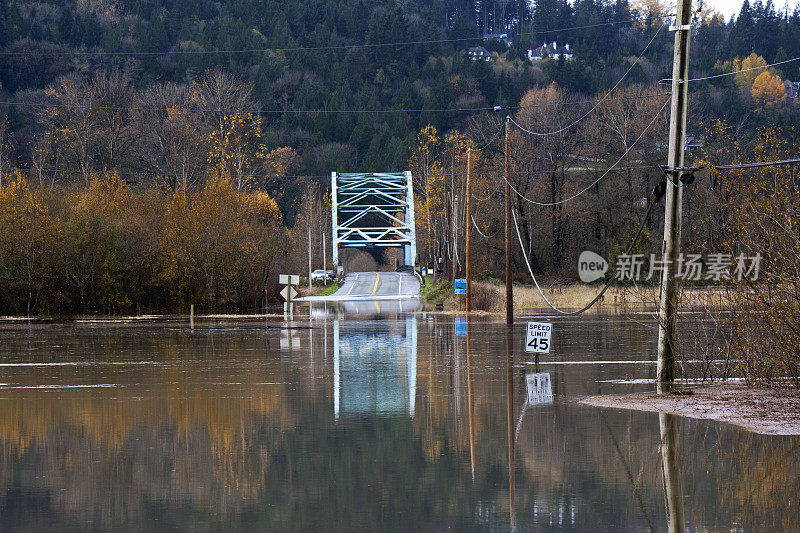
[581,384,800,435]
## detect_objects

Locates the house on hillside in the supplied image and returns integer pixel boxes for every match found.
[655,134,702,153]
[469,46,493,62]
[784,80,800,99]
[527,41,573,62]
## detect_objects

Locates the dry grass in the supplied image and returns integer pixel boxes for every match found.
[435,281,649,313]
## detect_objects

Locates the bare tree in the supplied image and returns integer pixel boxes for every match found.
[135,82,206,192]
[510,83,587,274]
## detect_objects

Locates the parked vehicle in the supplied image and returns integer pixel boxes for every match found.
[311,269,327,282]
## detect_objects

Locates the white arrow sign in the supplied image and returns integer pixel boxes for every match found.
[280,285,298,301]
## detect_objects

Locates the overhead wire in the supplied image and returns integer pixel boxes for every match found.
[0,18,672,57]
[504,97,670,206]
[712,157,800,170]
[687,55,800,83]
[511,200,654,315]
[0,91,665,116]
[471,215,497,238]
[27,163,665,179]
[506,20,666,137]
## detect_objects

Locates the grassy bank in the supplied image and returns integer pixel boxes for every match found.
[420,278,731,313]
[297,282,341,298]
[421,279,644,313]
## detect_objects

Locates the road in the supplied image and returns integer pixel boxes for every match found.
[299,271,420,301]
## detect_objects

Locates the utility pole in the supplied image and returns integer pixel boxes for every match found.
[658,0,692,393]
[323,231,327,287]
[505,117,514,325]
[308,222,312,289]
[466,147,472,313]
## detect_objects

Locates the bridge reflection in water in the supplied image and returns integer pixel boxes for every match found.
[333,316,417,419]
[0,314,796,530]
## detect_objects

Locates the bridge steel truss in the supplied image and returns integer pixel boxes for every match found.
[331,171,417,268]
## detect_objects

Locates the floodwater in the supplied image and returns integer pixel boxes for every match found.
[0,306,796,531]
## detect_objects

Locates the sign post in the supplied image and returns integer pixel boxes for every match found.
[525,321,552,354]
[279,274,300,317]
[454,278,467,312]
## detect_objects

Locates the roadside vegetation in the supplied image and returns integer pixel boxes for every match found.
[0,0,800,388]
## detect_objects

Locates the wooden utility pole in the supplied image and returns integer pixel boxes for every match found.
[465,147,473,313]
[505,118,513,325]
[658,0,692,393]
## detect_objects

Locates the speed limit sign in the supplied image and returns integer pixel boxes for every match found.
[525,321,552,354]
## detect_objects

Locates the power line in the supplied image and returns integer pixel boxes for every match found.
[0,99,502,115]
[688,55,800,83]
[511,200,653,315]
[0,18,669,57]
[0,92,665,116]
[712,157,800,170]
[27,163,664,180]
[471,215,497,238]
[506,21,666,137]
[504,97,669,206]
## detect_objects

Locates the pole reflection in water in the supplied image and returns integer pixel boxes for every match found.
[466,317,476,481]
[660,412,686,533]
[333,315,418,419]
[506,325,515,529]
[0,315,796,530]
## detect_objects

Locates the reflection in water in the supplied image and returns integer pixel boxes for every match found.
[466,318,476,481]
[333,316,417,419]
[660,413,685,533]
[506,326,515,529]
[340,298,420,315]
[0,315,795,530]
[525,372,553,406]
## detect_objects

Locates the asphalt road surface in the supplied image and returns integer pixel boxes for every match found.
[300,271,420,301]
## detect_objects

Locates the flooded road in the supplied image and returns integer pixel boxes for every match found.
[0,309,796,531]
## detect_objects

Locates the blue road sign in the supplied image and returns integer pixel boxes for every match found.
[454,278,466,295]
[455,317,467,336]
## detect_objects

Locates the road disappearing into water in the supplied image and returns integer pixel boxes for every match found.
[299,271,420,301]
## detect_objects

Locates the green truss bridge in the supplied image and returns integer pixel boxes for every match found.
[331,171,417,269]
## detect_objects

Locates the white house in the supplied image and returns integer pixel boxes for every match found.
[468,46,493,62]
[527,41,573,62]
[784,80,800,99]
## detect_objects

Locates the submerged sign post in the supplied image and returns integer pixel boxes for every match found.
[279,274,300,315]
[525,321,552,354]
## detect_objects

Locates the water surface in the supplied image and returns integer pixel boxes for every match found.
[0,309,796,531]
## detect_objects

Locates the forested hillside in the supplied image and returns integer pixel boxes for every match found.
[2,0,799,178]
[1,0,800,314]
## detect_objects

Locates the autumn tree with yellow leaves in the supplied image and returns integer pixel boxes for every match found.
[410,125,486,281]
[0,172,58,315]
[751,71,787,112]
[0,68,298,315]
[701,121,800,387]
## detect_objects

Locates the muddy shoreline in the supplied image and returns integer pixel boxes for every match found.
[581,384,800,435]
